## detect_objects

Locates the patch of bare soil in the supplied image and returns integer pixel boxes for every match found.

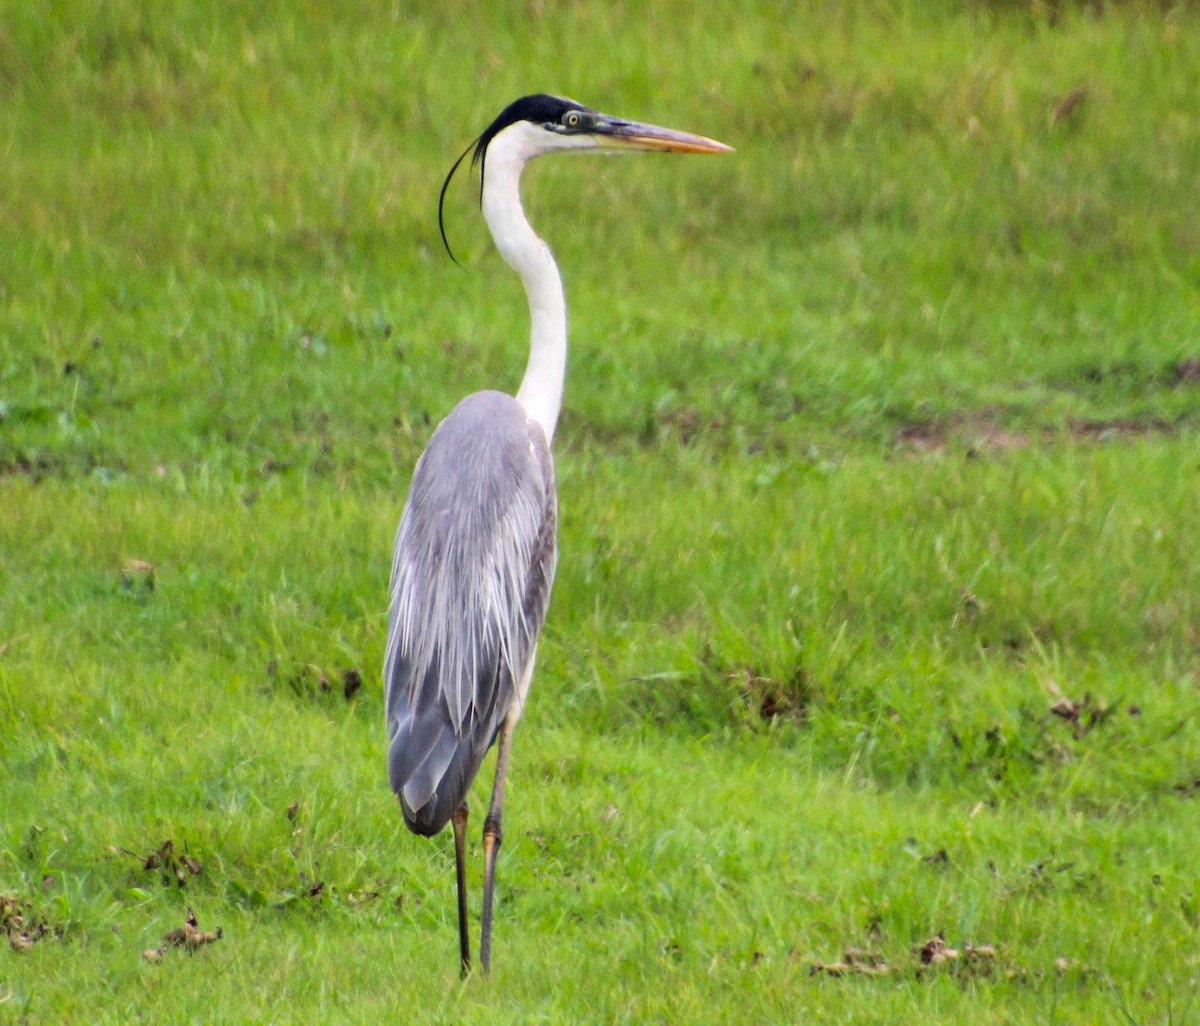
[698,643,811,725]
[892,410,1189,456]
[119,839,203,888]
[142,908,223,962]
[1043,679,1119,740]
[1,895,55,952]
[1169,357,1200,385]
[892,414,1033,455]
[809,947,890,977]
[1050,84,1089,129]
[1174,776,1200,798]
[1069,417,1175,442]
[808,936,1000,979]
[265,659,365,702]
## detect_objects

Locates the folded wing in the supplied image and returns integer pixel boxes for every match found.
[384,390,557,836]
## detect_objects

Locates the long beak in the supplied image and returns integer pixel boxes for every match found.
[593,115,733,155]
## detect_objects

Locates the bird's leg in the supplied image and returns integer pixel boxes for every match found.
[479,718,515,975]
[452,800,471,978]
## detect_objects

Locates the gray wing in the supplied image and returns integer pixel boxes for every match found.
[384,390,557,836]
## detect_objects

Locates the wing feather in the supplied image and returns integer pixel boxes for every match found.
[384,391,556,836]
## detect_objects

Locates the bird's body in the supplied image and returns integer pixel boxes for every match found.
[385,390,556,837]
[383,94,730,977]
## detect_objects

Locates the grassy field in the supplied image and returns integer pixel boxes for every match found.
[2,1,1200,1022]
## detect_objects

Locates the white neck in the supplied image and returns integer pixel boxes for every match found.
[479,123,567,444]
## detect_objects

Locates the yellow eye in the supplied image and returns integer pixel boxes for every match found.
[563,111,582,128]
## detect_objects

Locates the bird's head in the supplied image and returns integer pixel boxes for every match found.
[471,94,733,160]
[439,94,732,262]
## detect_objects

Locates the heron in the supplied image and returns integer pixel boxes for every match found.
[384,94,731,977]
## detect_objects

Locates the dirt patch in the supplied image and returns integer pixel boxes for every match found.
[893,421,947,452]
[143,908,223,962]
[809,947,890,976]
[892,409,1193,455]
[1069,417,1175,442]
[921,847,950,869]
[656,405,731,445]
[120,839,203,888]
[698,644,812,725]
[1173,776,1200,798]
[916,935,997,973]
[1,894,56,952]
[1169,357,1200,385]
[265,659,365,703]
[808,937,998,979]
[1044,681,1119,740]
[890,412,1033,455]
[0,452,60,480]
[622,642,814,733]
[1050,84,1089,130]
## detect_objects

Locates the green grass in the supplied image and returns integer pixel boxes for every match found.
[2,1,1200,1022]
